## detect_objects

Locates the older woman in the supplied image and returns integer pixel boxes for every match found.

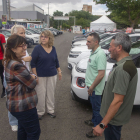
[31,30,62,120]
[4,35,40,140]
[6,25,31,131]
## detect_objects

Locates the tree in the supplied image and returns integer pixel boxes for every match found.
[65,13,69,16]
[69,10,100,28]
[53,10,63,16]
[93,0,140,28]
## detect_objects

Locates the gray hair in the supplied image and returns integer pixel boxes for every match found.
[11,25,25,35]
[112,32,132,53]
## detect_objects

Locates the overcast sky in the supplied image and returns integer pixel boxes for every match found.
[1,0,109,16]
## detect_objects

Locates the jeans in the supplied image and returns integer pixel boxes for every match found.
[11,107,41,140]
[8,111,18,126]
[89,91,102,127]
[104,123,122,140]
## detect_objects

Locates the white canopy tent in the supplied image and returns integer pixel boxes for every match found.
[90,15,116,31]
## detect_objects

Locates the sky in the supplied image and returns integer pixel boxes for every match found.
[1,0,110,16]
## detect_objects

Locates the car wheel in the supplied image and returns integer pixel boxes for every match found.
[32,39,34,45]
[71,89,76,100]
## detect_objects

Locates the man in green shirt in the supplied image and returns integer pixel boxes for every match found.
[93,33,138,140]
[85,33,106,138]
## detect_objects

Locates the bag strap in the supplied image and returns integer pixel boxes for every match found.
[0,40,4,53]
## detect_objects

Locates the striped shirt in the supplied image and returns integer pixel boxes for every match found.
[5,60,38,112]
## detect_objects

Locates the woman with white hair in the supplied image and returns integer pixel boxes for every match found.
[5,25,32,131]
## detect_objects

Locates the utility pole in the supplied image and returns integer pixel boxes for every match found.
[7,0,11,20]
[48,3,50,28]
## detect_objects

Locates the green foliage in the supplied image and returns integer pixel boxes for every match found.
[93,0,140,28]
[51,10,101,29]
[53,10,63,16]
[65,13,68,16]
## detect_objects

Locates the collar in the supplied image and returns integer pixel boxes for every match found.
[91,46,101,55]
[115,56,132,66]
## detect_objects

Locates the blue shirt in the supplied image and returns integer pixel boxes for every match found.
[31,45,60,77]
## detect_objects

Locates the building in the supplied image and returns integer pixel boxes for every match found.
[0,4,48,22]
[82,4,92,14]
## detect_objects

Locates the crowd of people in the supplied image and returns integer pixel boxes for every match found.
[0,26,138,140]
[0,25,62,140]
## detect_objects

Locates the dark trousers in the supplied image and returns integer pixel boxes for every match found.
[0,60,5,92]
[104,123,122,140]
[11,107,41,140]
[89,91,102,127]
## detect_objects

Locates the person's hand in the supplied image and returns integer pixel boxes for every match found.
[31,74,36,79]
[58,73,62,80]
[88,86,94,96]
[93,125,104,137]
[22,56,32,62]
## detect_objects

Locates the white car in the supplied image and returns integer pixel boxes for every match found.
[71,49,140,105]
[67,46,91,70]
[68,34,140,70]
[72,33,116,45]
[25,30,39,44]
[68,36,113,70]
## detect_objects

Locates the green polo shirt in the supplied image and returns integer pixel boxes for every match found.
[100,56,138,126]
[85,46,106,95]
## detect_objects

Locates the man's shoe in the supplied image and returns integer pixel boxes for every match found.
[1,91,6,98]
[47,113,56,118]
[84,120,94,126]
[38,115,42,120]
[86,130,97,138]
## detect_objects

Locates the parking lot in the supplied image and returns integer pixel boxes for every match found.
[0,32,140,140]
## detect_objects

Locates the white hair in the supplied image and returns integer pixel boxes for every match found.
[11,25,26,35]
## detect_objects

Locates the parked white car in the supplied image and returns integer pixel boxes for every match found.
[68,36,113,70]
[25,30,39,44]
[68,34,140,70]
[67,46,91,70]
[71,49,140,105]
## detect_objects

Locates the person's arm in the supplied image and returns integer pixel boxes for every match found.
[54,47,62,80]
[22,56,32,62]
[93,67,131,136]
[14,62,37,89]
[57,67,62,80]
[93,93,124,136]
[31,46,39,83]
[88,52,106,95]
[2,43,6,57]
[88,70,105,95]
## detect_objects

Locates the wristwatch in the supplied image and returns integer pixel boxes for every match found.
[99,123,108,129]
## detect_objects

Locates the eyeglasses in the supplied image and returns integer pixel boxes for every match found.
[18,43,26,49]
[40,36,49,39]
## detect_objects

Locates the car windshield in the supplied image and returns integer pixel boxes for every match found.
[132,41,140,48]
[26,30,32,35]
[1,30,11,37]
[100,38,112,49]
[27,30,36,34]
[107,48,140,63]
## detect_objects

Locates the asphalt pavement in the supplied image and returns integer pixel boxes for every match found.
[0,32,140,140]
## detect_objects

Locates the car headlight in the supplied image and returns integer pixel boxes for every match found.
[76,77,86,88]
[70,51,81,54]
[75,65,86,73]
[69,54,79,58]
[34,37,39,39]
[72,44,81,46]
